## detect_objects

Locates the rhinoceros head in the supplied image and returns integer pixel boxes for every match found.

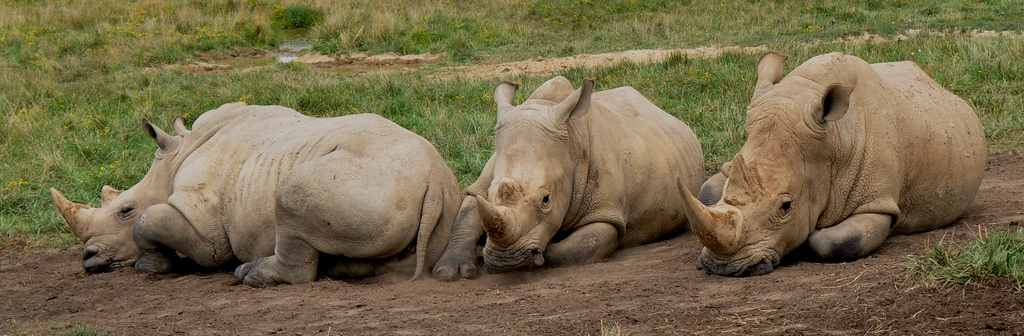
[680,52,857,276]
[51,116,189,274]
[477,76,594,273]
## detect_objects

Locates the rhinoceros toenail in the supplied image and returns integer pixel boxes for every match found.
[435,268,455,280]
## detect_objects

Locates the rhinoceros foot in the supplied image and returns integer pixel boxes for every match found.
[234,257,283,287]
[432,255,479,281]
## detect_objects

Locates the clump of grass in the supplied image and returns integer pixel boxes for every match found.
[906,227,1024,291]
[593,321,634,336]
[273,3,324,29]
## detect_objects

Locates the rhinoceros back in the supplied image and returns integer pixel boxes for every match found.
[576,87,705,246]
[872,62,986,234]
[165,103,447,263]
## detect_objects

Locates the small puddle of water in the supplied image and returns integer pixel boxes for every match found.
[278,28,313,52]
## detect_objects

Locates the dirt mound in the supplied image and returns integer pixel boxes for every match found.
[2,152,1022,335]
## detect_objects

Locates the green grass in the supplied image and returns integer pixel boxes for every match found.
[7,322,109,336]
[1,0,1023,289]
[308,0,1023,62]
[906,227,1024,291]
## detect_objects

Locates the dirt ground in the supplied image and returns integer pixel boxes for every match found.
[2,151,1023,335]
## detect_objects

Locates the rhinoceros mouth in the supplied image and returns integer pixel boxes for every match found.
[83,258,136,274]
[482,243,543,273]
[697,248,779,277]
[81,245,137,274]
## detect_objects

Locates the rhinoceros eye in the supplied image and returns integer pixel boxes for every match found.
[117,206,135,220]
[538,194,551,212]
[778,201,794,219]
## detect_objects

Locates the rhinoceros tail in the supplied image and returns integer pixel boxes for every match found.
[410,180,444,282]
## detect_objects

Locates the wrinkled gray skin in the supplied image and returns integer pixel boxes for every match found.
[51,103,461,286]
[433,76,705,279]
[682,52,987,276]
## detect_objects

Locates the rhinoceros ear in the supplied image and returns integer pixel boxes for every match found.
[100,185,122,207]
[720,161,733,179]
[819,83,854,122]
[753,52,788,99]
[493,82,519,111]
[171,115,189,136]
[142,118,173,150]
[552,79,594,122]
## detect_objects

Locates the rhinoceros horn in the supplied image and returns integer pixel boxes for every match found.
[100,185,122,207]
[50,188,95,242]
[476,195,515,245]
[677,177,742,256]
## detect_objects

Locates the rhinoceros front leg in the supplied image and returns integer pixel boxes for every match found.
[807,213,891,261]
[433,196,484,281]
[234,227,319,287]
[543,222,619,266]
[697,172,728,206]
[134,203,217,274]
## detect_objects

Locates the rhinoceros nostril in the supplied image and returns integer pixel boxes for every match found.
[82,245,100,261]
[81,246,112,274]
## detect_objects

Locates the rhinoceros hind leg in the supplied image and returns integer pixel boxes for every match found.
[544,222,619,266]
[697,173,728,206]
[234,257,282,287]
[433,196,485,281]
[236,229,319,287]
[807,213,891,262]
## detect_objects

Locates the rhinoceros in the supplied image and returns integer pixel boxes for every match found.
[680,52,987,276]
[432,76,706,279]
[50,102,462,286]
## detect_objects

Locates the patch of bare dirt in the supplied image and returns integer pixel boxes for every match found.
[446,46,768,79]
[835,28,1020,44]
[2,151,1022,335]
[152,28,1021,77]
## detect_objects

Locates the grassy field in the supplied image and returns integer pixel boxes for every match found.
[1,0,1022,288]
